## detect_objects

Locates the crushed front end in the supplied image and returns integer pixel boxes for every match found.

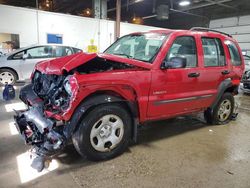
[14,71,78,172]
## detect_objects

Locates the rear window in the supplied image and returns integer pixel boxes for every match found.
[225,41,242,66]
[202,37,225,67]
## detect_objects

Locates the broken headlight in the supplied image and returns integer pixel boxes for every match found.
[64,77,72,96]
[63,75,78,96]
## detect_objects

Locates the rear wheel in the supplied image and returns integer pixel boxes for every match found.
[72,103,132,161]
[0,69,17,85]
[204,92,234,125]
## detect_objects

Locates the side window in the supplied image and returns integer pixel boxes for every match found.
[64,47,73,56]
[166,36,197,68]
[202,37,225,67]
[73,48,82,53]
[226,41,242,66]
[12,51,24,59]
[26,46,53,59]
[54,46,73,57]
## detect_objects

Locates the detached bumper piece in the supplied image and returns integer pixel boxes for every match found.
[14,92,66,172]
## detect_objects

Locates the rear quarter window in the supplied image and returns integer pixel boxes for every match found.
[225,41,242,66]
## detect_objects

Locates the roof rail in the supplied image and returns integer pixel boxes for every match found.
[190,27,232,38]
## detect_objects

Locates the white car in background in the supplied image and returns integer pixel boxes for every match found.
[0,44,82,85]
[243,55,250,71]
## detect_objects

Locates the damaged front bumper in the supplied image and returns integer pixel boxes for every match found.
[14,84,67,172]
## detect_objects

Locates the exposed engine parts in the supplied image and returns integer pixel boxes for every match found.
[74,57,136,74]
[32,71,76,113]
[22,107,54,133]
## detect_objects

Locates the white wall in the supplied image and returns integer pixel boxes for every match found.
[210,16,250,55]
[0,4,162,52]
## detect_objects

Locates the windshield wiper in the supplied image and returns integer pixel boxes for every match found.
[112,53,133,59]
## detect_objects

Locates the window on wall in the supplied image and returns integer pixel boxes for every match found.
[226,41,242,66]
[202,37,225,67]
[47,34,63,44]
[166,36,197,68]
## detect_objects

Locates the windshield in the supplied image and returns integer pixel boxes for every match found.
[105,33,167,63]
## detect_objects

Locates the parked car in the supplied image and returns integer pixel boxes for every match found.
[14,28,244,172]
[243,55,250,71]
[241,70,250,93]
[0,44,82,85]
[241,55,250,93]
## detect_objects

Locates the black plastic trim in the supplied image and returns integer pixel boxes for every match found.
[210,79,232,109]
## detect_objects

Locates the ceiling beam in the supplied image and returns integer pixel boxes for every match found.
[107,0,143,12]
[204,0,238,10]
[142,8,209,21]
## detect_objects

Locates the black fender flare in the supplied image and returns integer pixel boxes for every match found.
[210,79,232,110]
[64,94,139,142]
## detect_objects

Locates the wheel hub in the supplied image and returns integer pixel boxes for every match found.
[0,72,14,85]
[218,99,232,122]
[99,125,112,138]
[90,114,124,152]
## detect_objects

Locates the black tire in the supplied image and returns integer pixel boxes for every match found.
[72,103,132,161]
[0,68,18,85]
[204,92,234,125]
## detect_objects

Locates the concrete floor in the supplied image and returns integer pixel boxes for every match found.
[0,84,250,188]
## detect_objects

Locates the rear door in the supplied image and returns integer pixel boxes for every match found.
[194,35,230,108]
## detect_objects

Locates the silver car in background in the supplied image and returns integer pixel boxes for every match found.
[244,55,250,71]
[0,44,82,85]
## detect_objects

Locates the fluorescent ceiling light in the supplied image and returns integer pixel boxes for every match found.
[179,0,191,6]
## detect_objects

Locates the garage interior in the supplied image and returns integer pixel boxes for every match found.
[0,0,250,187]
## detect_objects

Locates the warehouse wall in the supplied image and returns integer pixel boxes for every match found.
[210,16,250,55]
[0,4,161,52]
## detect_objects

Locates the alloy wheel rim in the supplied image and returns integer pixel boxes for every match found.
[90,114,124,152]
[0,72,14,85]
[218,99,232,122]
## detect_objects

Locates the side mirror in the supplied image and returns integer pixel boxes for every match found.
[22,53,29,60]
[161,57,187,69]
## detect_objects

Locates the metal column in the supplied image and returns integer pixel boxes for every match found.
[115,0,121,40]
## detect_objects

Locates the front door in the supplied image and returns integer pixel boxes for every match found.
[147,35,204,118]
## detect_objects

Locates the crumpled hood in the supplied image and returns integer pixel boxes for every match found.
[35,52,151,74]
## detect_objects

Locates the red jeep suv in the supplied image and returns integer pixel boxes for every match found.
[15,28,244,171]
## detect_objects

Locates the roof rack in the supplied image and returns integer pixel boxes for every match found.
[190,27,232,38]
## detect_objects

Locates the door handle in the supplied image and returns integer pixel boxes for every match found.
[188,72,200,78]
[221,70,230,75]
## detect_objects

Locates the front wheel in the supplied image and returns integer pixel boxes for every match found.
[204,92,234,125]
[72,103,132,161]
